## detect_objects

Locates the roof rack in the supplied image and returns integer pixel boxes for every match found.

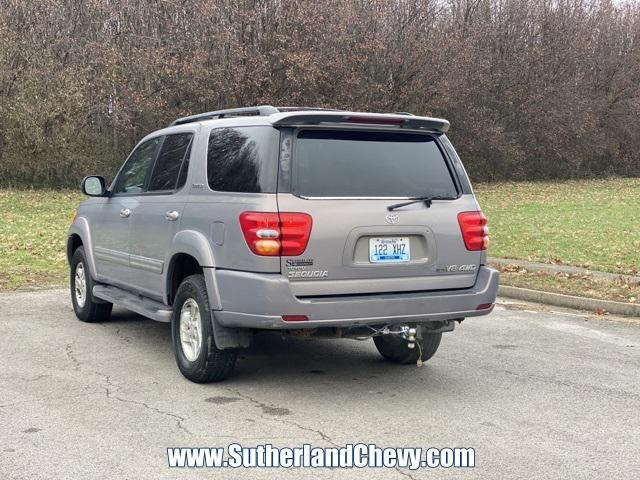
[169,105,424,127]
[169,105,279,126]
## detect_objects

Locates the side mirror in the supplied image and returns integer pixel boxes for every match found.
[81,176,107,196]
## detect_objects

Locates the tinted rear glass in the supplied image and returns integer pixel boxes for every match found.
[207,127,279,193]
[293,130,457,197]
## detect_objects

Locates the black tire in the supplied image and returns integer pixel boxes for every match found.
[373,328,442,364]
[70,246,112,323]
[172,274,238,383]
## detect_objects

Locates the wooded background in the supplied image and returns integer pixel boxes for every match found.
[1,0,639,187]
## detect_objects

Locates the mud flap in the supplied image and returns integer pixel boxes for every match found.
[202,268,251,349]
[210,311,253,349]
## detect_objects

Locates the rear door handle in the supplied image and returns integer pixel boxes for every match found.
[119,208,131,218]
[165,210,180,221]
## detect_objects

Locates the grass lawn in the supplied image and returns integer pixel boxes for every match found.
[0,189,82,290]
[476,178,640,275]
[0,179,638,305]
[494,264,640,305]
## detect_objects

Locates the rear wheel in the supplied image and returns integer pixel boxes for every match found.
[70,246,112,322]
[373,328,442,364]
[172,274,238,383]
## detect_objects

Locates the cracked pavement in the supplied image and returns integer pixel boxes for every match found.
[1,289,639,479]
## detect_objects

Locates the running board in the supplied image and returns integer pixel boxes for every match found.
[93,285,173,323]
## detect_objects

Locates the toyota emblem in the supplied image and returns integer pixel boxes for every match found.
[385,213,399,224]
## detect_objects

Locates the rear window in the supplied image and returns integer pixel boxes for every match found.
[207,127,279,193]
[293,130,457,198]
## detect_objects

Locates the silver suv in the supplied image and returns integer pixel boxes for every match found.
[67,106,499,382]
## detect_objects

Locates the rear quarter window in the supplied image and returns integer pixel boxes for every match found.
[207,127,279,193]
[293,130,458,198]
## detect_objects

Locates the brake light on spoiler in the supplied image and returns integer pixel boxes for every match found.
[239,212,313,256]
[345,115,406,126]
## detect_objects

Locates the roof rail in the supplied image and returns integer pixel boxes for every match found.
[169,106,425,128]
[169,105,279,126]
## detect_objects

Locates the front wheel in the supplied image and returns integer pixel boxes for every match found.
[70,246,112,323]
[373,329,442,364]
[172,274,238,383]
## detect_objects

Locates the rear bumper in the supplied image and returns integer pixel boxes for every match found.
[213,266,499,330]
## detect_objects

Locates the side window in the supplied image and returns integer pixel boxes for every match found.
[112,137,162,194]
[176,142,191,190]
[207,127,279,193]
[148,133,193,191]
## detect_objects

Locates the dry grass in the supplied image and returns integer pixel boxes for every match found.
[476,178,640,275]
[0,189,81,290]
[494,263,639,304]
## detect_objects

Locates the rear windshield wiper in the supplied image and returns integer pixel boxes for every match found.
[387,195,458,211]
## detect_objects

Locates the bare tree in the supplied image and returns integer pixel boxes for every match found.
[1,0,639,187]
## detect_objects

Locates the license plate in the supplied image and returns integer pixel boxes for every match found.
[369,237,410,263]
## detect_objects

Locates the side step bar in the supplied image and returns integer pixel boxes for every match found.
[93,285,173,323]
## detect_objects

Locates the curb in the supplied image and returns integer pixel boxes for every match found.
[499,285,640,317]
[489,257,640,285]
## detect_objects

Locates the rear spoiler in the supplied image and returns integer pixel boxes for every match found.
[270,111,449,133]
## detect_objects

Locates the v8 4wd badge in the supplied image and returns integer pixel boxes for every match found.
[438,264,478,273]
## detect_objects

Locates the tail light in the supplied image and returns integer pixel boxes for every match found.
[279,213,313,256]
[239,212,312,256]
[457,211,489,251]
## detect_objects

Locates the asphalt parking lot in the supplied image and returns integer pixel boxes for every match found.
[1,289,639,479]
